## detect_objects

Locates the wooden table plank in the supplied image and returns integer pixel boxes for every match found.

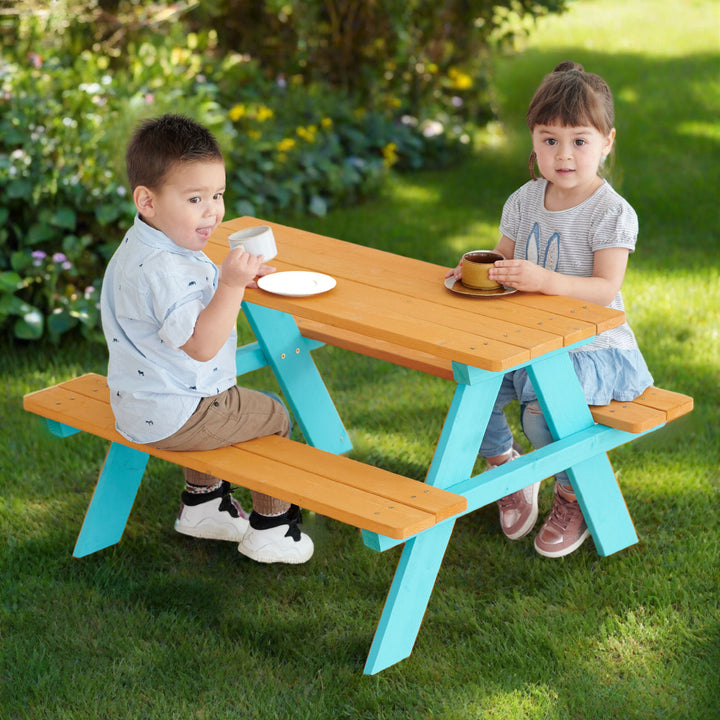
[206,219,622,371]
[207,218,616,346]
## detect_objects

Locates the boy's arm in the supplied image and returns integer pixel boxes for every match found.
[181,249,263,363]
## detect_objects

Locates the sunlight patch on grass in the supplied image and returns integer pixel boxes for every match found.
[529,0,720,55]
[446,220,501,253]
[481,684,560,719]
[677,120,720,141]
[585,606,689,714]
[387,182,440,204]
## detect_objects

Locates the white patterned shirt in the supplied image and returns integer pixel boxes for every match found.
[100,215,236,443]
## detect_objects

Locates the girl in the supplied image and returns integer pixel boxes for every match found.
[447,61,653,558]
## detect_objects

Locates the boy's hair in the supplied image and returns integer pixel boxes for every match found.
[526,61,615,136]
[126,114,223,191]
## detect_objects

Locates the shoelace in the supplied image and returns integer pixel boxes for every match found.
[497,489,524,511]
[546,496,578,531]
[218,488,240,518]
[284,504,303,541]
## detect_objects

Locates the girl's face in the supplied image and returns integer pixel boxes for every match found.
[531,122,615,201]
[135,159,226,252]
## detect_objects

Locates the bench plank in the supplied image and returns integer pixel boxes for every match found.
[590,387,693,433]
[24,374,466,539]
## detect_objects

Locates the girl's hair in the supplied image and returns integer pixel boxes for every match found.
[526,61,615,179]
[126,114,223,191]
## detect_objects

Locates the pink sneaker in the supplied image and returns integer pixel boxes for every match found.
[491,448,540,540]
[534,484,590,558]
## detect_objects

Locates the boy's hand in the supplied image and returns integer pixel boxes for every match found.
[220,248,264,289]
[246,262,277,289]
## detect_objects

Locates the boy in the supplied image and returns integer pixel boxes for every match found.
[100,114,313,564]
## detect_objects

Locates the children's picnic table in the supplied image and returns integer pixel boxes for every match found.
[204,217,656,674]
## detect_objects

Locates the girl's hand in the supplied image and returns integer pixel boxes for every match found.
[488,259,550,293]
[444,261,463,282]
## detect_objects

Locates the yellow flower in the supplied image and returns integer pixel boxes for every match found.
[448,68,473,90]
[382,142,398,168]
[229,104,246,122]
[256,105,274,122]
[296,126,317,143]
[321,117,333,129]
[277,137,296,153]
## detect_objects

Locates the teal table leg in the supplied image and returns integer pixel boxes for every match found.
[364,367,501,673]
[425,368,503,489]
[73,443,149,558]
[526,353,638,555]
[364,520,455,675]
[242,302,351,454]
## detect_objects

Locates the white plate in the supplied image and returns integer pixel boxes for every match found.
[257,271,336,297]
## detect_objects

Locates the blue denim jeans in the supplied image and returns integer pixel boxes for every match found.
[479,372,570,488]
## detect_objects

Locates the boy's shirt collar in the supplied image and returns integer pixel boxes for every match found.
[133,214,203,256]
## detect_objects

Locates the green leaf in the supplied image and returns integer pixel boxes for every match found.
[14,309,44,340]
[52,207,77,230]
[47,309,76,336]
[308,195,327,217]
[26,223,56,245]
[0,271,22,292]
[95,203,121,225]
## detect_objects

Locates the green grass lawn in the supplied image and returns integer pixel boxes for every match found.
[2,1,718,718]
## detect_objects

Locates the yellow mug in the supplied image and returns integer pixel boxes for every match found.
[461,250,504,290]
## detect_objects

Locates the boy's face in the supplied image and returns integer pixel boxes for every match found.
[134,159,226,252]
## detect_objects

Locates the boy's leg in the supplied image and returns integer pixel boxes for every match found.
[150,386,313,563]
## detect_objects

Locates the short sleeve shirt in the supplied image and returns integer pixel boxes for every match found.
[500,179,641,351]
[100,215,237,443]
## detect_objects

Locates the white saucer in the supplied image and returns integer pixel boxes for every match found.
[258,271,336,297]
[444,276,517,298]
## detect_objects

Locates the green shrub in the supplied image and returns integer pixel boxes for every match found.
[0,16,469,343]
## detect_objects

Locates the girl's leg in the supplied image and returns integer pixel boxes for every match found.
[480,374,540,540]
[520,401,589,557]
[479,374,518,462]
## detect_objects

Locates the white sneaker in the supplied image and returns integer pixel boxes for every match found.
[238,505,314,564]
[175,481,249,542]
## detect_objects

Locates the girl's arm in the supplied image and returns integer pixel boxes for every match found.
[489,246,629,306]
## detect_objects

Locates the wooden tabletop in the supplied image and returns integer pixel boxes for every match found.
[205,217,625,372]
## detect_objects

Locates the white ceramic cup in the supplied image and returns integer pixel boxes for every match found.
[228,225,277,261]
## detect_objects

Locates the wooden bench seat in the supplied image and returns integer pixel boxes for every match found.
[296,318,693,434]
[23,374,466,542]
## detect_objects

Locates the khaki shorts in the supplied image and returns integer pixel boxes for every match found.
[149,385,290,453]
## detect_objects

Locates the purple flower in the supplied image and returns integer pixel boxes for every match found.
[52,252,67,263]
[31,250,47,266]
